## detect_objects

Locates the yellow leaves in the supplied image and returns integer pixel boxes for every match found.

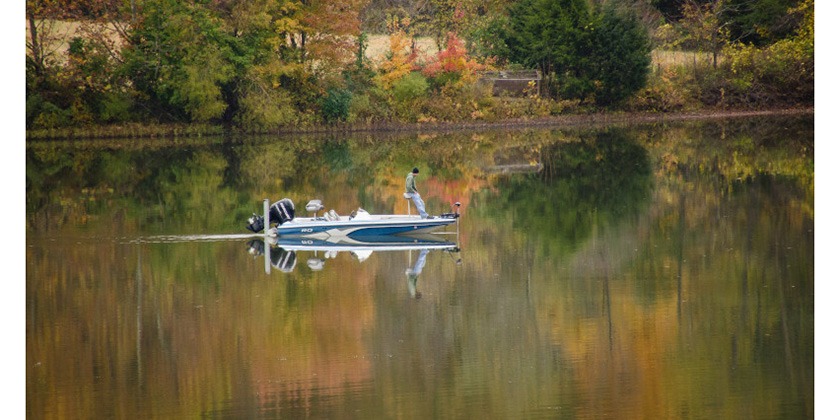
[376,68,411,91]
[375,30,414,90]
[274,16,302,34]
[280,0,304,14]
[388,30,411,55]
[252,60,305,86]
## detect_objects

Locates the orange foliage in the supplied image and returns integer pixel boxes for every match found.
[302,0,368,73]
[421,32,484,83]
[375,19,419,90]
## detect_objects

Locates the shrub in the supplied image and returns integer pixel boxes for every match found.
[347,94,372,123]
[99,91,134,123]
[628,66,698,112]
[348,88,391,123]
[422,33,484,91]
[724,33,813,105]
[417,94,461,122]
[26,93,46,129]
[234,88,300,130]
[32,101,71,129]
[392,72,429,103]
[321,88,353,123]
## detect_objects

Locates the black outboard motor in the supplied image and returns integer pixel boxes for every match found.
[246,198,296,233]
[246,214,265,233]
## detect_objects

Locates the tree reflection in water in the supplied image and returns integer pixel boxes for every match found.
[26,114,813,419]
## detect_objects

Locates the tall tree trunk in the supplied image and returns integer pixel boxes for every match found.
[27,11,43,76]
[712,29,718,69]
[130,0,137,24]
[301,32,307,62]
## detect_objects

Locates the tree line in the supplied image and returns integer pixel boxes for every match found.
[26,0,813,134]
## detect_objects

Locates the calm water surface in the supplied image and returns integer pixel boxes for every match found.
[26,115,814,418]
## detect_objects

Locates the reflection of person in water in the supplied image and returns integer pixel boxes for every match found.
[406,249,429,299]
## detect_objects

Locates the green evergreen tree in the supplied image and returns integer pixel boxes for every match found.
[725,0,800,46]
[649,0,685,21]
[586,3,652,106]
[501,0,590,98]
[498,0,650,104]
[321,88,353,123]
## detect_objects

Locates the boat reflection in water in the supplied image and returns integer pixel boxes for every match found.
[246,234,461,279]
[246,239,299,272]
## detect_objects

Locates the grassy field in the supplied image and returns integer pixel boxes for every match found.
[365,34,439,61]
[25,20,439,63]
[26,19,123,65]
[651,49,714,70]
[367,35,714,70]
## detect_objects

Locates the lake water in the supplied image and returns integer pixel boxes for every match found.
[26,114,814,418]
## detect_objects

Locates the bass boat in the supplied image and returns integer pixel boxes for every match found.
[246,198,460,238]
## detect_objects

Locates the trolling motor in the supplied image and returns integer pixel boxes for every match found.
[246,198,296,233]
[439,202,461,219]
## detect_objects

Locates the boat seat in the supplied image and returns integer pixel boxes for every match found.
[306,200,324,217]
[352,208,371,220]
[403,192,412,215]
[326,209,340,221]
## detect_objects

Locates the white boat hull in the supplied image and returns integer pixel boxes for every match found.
[269,214,457,238]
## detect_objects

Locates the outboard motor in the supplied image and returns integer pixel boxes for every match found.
[246,214,266,234]
[246,198,296,233]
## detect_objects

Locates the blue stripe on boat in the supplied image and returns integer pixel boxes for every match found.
[274,218,455,237]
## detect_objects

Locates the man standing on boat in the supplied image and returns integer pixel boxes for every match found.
[406,167,429,219]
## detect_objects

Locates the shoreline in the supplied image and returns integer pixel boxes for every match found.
[310,107,815,134]
[25,107,814,141]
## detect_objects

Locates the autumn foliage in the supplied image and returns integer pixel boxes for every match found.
[25,0,813,134]
[375,21,417,91]
[422,32,484,89]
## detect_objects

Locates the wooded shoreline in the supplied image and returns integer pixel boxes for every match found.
[25,107,815,141]
[27,1,813,142]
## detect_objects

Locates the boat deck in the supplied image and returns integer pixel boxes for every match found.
[269,213,457,238]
